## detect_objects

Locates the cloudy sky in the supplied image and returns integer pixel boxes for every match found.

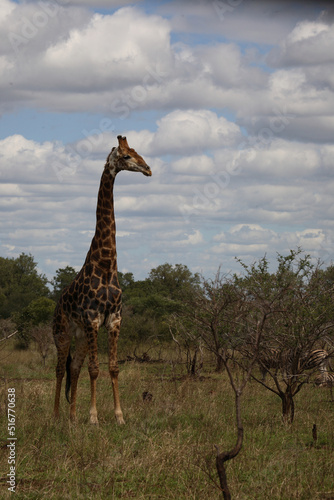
[1,0,334,282]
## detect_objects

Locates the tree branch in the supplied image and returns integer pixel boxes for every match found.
[0,331,18,343]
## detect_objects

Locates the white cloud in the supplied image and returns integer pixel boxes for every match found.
[269,69,306,96]
[238,139,321,178]
[287,20,329,44]
[214,224,277,244]
[150,109,242,155]
[43,8,172,88]
[186,229,204,245]
[1,1,334,281]
[160,0,319,45]
[81,109,242,159]
[170,155,215,176]
[2,2,90,57]
[0,135,62,183]
[0,3,278,118]
[1,124,333,280]
[199,43,265,89]
[0,0,15,24]
[211,224,334,272]
[1,4,174,115]
[269,20,334,66]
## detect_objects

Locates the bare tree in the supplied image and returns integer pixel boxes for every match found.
[0,319,18,361]
[172,251,334,495]
[169,317,203,376]
[171,270,268,497]
[215,315,265,499]
[31,325,54,366]
[171,270,242,372]
[238,250,334,424]
[0,318,17,342]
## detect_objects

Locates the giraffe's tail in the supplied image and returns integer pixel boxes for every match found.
[65,352,72,403]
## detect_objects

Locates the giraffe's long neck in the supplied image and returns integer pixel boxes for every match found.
[85,167,118,273]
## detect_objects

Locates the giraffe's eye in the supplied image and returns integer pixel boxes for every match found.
[123,155,131,160]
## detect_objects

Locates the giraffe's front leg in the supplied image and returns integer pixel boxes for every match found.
[107,311,125,425]
[86,325,100,425]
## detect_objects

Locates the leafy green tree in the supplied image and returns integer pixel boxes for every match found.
[23,297,56,325]
[148,263,199,299]
[118,271,135,291]
[16,297,56,348]
[51,266,77,302]
[0,253,49,318]
[316,264,334,291]
[120,264,200,342]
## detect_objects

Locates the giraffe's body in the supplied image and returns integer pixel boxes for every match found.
[53,136,151,424]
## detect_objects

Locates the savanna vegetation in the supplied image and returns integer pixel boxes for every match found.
[0,250,333,498]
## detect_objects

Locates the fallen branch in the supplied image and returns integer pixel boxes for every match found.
[0,331,18,343]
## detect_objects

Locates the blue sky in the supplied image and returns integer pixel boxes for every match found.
[1,0,334,281]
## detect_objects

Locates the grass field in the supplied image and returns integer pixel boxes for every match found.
[0,342,333,499]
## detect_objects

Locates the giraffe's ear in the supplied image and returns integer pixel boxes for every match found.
[106,148,116,165]
[111,147,116,152]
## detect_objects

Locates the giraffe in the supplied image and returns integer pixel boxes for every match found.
[53,135,152,425]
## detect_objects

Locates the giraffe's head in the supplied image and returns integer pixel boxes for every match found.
[107,135,152,177]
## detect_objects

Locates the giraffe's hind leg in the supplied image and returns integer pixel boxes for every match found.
[107,311,125,425]
[55,352,70,419]
[69,331,88,422]
[84,324,100,425]
[53,316,71,420]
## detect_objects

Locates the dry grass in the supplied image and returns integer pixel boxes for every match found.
[0,343,333,499]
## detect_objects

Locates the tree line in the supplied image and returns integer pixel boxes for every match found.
[1,250,334,410]
[0,253,199,348]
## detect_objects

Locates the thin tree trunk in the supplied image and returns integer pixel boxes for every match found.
[216,352,224,372]
[216,390,244,498]
[215,314,266,497]
[281,391,295,424]
[216,453,232,500]
[190,347,198,376]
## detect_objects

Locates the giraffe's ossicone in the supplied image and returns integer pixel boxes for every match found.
[53,135,152,425]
